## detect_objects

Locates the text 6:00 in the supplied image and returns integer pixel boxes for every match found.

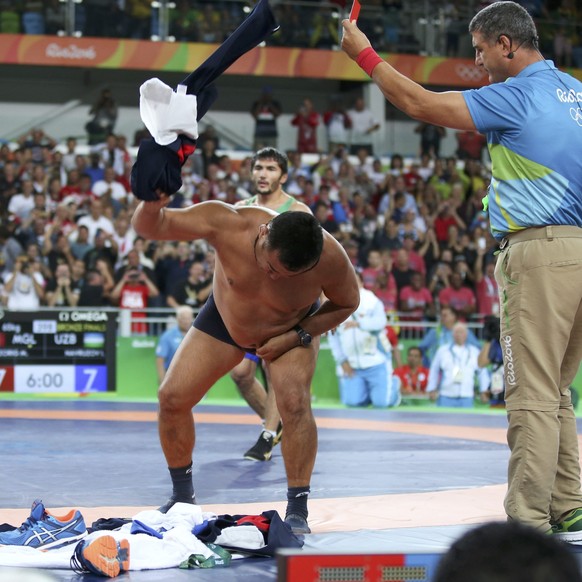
[27,373,64,389]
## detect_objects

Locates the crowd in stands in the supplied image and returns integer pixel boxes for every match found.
[0,100,504,404]
[0,0,580,66]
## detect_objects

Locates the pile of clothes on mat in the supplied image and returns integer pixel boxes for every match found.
[0,500,302,577]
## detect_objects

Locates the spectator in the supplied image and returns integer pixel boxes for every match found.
[433,200,466,244]
[97,134,126,178]
[83,229,118,273]
[394,346,430,396]
[414,122,446,159]
[474,243,499,317]
[43,231,74,274]
[2,255,45,310]
[438,271,477,320]
[374,268,398,314]
[455,129,487,161]
[373,218,401,253]
[84,152,105,187]
[110,263,160,334]
[86,88,118,145]
[328,272,400,408]
[398,271,434,322]
[8,179,35,222]
[291,98,320,154]
[111,215,136,268]
[69,225,93,261]
[419,305,480,366]
[479,315,505,408]
[92,165,128,214]
[17,128,56,164]
[166,260,212,310]
[77,199,115,244]
[309,5,339,49]
[45,263,80,307]
[78,260,114,307]
[391,248,414,291]
[361,248,384,290]
[251,86,282,150]
[433,521,582,582]
[347,96,380,156]
[313,200,341,239]
[323,96,352,151]
[426,322,489,407]
[156,306,195,384]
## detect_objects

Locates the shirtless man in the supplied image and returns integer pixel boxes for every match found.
[132,198,359,534]
[233,147,312,462]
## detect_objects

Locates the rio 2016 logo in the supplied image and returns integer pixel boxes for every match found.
[503,335,517,386]
[570,107,582,127]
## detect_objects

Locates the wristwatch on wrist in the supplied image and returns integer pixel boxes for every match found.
[293,324,312,347]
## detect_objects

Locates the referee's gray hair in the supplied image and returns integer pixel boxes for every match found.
[469,1,539,50]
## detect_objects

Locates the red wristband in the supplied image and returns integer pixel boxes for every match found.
[356,47,383,77]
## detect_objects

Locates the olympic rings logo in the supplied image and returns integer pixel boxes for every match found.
[455,64,487,83]
[570,107,582,127]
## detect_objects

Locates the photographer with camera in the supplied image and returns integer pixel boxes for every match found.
[111,250,160,335]
[2,255,45,309]
[478,315,504,408]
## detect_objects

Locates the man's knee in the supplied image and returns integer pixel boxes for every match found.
[158,382,198,414]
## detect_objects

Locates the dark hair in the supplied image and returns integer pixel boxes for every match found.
[433,521,582,582]
[266,212,323,272]
[469,1,538,50]
[251,148,288,176]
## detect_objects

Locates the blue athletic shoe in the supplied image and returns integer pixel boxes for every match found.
[0,499,87,549]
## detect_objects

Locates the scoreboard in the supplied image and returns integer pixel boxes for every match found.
[0,309,116,393]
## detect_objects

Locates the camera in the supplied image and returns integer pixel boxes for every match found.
[483,316,501,342]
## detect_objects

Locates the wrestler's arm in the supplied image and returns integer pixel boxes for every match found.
[300,239,360,336]
[132,196,241,242]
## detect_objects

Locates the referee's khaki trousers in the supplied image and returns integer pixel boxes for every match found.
[495,226,582,530]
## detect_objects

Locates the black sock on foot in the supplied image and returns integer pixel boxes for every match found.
[286,486,310,519]
[169,462,195,502]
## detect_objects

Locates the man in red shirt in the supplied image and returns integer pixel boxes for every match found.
[394,346,430,395]
[291,98,320,154]
[438,271,476,320]
[399,272,433,322]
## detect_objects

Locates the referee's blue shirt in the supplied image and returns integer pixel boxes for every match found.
[463,60,582,240]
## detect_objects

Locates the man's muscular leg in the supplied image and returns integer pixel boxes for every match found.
[267,338,319,533]
[158,327,243,511]
[230,357,266,418]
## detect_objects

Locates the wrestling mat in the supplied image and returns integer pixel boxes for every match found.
[1,400,581,580]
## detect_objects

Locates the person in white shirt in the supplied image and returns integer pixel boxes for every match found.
[347,96,380,156]
[328,271,400,407]
[426,322,489,407]
[92,166,128,204]
[3,255,45,310]
[7,180,36,221]
[77,199,115,244]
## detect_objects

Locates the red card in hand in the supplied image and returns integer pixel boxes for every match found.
[349,0,361,22]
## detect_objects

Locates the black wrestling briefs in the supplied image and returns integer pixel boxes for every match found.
[193,293,320,352]
[193,292,245,350]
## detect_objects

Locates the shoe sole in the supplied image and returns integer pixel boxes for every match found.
[37,530,87,550]
[82,535,130,578]
[285,515,311,534]
[554,531,582,543]
[243,451,272,461]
